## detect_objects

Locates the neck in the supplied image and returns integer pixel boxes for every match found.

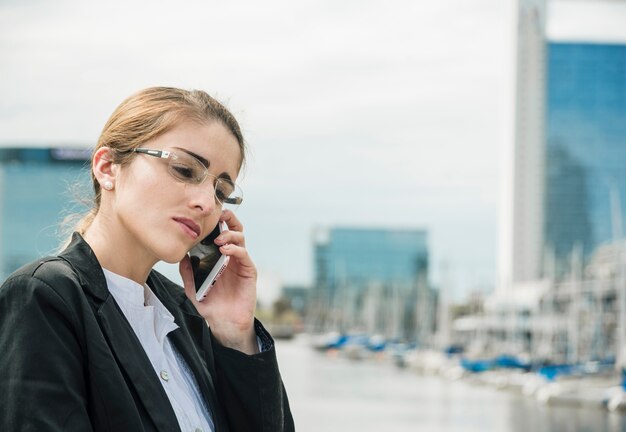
[83,211,157,285]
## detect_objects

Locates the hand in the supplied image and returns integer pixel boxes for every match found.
[179,210,259,354]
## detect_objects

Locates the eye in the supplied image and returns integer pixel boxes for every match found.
[171,163,196,180]
[215,187,228,202]
[215,181,234,202]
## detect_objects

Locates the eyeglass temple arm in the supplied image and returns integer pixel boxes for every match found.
[134,148,171,158]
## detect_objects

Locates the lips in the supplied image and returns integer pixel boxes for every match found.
[173,217,202,239]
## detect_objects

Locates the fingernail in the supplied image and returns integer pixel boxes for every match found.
[215,236,224,244]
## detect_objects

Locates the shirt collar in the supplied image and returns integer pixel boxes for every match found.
[102,268,146,307]
[102,268,179,344]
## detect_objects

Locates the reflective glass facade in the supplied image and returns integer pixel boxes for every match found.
[0,148,91,280]
[312,227,429,339]
[545,42,626,275]
[314,227,428,291]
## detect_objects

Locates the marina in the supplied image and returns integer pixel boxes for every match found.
[276,335,626,432]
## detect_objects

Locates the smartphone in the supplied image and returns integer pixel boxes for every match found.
[189,220,230,301]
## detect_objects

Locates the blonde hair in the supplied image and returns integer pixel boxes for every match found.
[72,87,245,237]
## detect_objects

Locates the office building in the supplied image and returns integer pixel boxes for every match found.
[314,227,428,291]
[498,0,547,289]
[311,226,429,340]
[545,42,626,276]
[0,147,91,280]
[499,0,626,287]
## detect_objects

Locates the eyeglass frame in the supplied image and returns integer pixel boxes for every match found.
[128,147,243,207]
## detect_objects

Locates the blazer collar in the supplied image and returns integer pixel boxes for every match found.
[58,232,110,302]
[58,232,188,306]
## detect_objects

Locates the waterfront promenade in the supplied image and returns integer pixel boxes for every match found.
[276,335,626,432]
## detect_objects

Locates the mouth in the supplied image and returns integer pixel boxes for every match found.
[173,217,202,239]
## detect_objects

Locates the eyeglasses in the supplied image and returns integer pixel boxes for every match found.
[131,148,243,210]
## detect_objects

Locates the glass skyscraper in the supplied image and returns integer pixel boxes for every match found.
[0,147,91,280]
[314,227,428,290]
[499,0,626,288]
[545,42,626,276]
[311,227,429,340]
[498,0,547,288]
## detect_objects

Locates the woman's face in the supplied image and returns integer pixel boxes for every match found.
[111,120,241,265]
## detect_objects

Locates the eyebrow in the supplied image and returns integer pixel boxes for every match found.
[178,148,209,168]
[176,147,234,182]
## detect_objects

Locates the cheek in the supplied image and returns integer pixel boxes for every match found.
[120,162,171,196]
[117,168,170,215]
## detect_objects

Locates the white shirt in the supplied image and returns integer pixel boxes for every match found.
[103,268,214,432]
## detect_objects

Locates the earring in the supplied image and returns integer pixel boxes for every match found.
[103,181,114,191]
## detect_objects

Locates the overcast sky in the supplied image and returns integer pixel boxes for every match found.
[2,0,626,303]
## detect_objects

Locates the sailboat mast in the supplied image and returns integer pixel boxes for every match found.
[610,185,625,371]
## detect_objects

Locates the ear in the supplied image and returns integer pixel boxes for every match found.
[92,147,118,191]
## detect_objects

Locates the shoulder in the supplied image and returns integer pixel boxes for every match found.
[3,257,79,287]
[0,257,82,307]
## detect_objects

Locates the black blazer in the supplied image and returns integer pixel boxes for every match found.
[0,233,294,432]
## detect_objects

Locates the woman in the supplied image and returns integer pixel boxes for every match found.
[0,87,295,431]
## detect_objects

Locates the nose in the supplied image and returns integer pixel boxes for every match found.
[189,183,218,214]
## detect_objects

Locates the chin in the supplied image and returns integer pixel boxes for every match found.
[161,256,184,265]
[157,245,189,264]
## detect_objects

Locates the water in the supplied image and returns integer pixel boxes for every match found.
[275,336,626,432]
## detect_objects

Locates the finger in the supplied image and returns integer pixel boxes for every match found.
[220,209,244,232]
[215,230,245,247]
[179,254,198,304]
[220,244,256,273]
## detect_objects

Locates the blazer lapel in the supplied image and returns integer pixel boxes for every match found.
[59,233,181,432]
[98,297,181,432]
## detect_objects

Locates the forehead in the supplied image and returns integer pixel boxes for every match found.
[156,120,242,174]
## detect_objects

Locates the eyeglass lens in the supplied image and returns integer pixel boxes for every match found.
[166,151,241,208]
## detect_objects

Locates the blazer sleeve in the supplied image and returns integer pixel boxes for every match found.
[210,320,295,432]
[0,270,92,431]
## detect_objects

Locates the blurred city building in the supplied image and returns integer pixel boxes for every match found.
[0,147,91,281]
[545,42,626,278]
[499,0,626,288]
[465,0,626,364]
[309,226,430,342]
[498,0,547,288]
[279,284,310,317]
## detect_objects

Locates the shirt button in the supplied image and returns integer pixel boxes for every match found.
[195,428,203,432]
[160,370,169,382]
